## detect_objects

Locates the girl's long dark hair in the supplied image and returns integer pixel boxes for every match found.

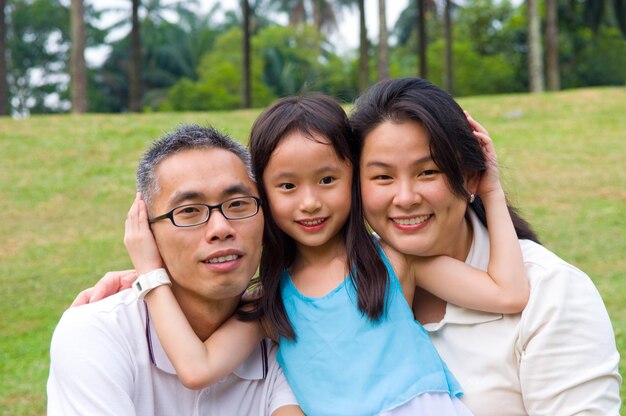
[249,93,389,341]
[350,77,540,244]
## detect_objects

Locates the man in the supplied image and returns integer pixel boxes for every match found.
[47,125,301,415]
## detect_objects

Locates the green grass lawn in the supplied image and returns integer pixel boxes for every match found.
[1,87,624,414]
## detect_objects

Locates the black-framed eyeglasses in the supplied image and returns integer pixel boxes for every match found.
[149,196,262,227]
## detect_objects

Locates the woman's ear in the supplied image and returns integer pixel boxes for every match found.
[466,173,480,198]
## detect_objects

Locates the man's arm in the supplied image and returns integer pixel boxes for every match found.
[47,307,137,415]
[518,260,622,414]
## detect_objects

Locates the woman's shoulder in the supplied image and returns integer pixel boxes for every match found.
[519,240,607,313]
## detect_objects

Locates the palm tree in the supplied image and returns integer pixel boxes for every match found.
[242,0,251,108]
[394,1,435,79]
[443,0,453,93]
[418,0,427,78]
[583,0,626,37]
[377,0,389,81]
[527,0,544,92]
[129,0,142,111]
[70,0,88,113]
[0,0,8,115]
[357,0,368,91]
[545,0,559,91]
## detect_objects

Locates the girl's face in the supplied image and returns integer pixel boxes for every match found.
[263,131,353,253]
[359,120,473,261]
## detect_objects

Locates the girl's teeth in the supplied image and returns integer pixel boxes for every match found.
[207,254,238,264]
[393,215,430,225]
[301,219,324,226]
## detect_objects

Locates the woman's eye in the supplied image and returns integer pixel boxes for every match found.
[320,176,334,185]
[279,183,295,190]
[420,169,439,177]
[373,174,392,180]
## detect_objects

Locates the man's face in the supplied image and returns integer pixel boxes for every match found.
[149,148,264,303]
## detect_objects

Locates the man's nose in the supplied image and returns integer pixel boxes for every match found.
[204,209,235,241]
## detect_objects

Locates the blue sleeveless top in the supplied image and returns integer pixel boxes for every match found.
[277,245,463,415]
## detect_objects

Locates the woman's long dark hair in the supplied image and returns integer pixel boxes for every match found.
[250,93,389,341]
[350,77,540,244]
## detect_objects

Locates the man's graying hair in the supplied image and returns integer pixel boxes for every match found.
[137,124,253,211]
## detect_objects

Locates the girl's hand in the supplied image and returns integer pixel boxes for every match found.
[465,111,503,198]
[124,193,164,274]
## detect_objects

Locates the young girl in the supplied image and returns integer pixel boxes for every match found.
[126,94,528,415]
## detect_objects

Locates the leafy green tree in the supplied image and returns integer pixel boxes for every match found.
[91,3,221,112]
[6,0,70,115]
[162,27,274,111]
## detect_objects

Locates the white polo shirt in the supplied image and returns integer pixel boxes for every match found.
[47,289,298,415]
[424,212,622,415]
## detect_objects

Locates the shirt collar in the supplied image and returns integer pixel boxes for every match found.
[424,210,503,331]
[144,303,268,380]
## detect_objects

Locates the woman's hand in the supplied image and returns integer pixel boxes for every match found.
[70,269,138,307]
[124,192,164,275]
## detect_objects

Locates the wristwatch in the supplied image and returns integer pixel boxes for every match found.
[132,268,172,300]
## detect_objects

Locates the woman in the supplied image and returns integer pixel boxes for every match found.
[350,77,621,415]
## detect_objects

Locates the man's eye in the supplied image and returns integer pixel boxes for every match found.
[175,205,203,217]
[320,176,334,185]
[226,199,250,210]
[279,183,295,190]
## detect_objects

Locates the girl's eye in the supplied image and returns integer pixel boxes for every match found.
[320,176,334,185]
[279,183,295,190]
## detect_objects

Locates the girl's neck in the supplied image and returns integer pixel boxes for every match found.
[290,233,349,298]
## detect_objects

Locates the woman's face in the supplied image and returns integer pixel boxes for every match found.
[359,120,473,260]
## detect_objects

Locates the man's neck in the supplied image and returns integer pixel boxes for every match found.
[171,287,241,341]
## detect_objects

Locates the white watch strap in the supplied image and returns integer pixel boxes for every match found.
[132,268,171,300]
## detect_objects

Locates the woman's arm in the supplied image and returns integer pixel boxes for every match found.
[413,116,529,313]
[126,194,264,389]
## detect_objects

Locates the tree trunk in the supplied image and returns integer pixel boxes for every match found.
[0,0,9,116]
[417,0,427,79]
[290,0,306,26]
[546,0,560,91]
[377,0,389,81]
[443,0,453,94]
[129,0,142,112]
[242,0,251,108]
[313,0,322,31]
[70,0,88,113]
[358,0,369,92]
[527,0,544,92]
